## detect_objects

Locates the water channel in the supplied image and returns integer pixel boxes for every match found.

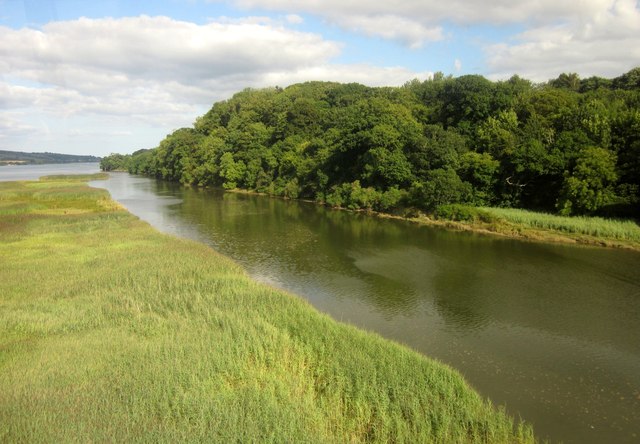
[2,164,639,443]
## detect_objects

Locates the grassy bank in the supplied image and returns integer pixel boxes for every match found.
[425,204,640,250]
[0,176,534,442]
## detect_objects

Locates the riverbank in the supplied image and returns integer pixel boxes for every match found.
[227,187,640,251]
[0,175,534,442]
[408,206,640,251]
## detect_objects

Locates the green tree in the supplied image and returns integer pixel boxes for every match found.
[154,128,203,181]
[439,75,494,134]
[557,146,618,215]
[476,110,519,159]
[550,73,581,91]
[458,152,499,205]
[100,153,129,171]
[406,125,468,180]
[219,152,246,189]
[410,169,472,210]
[612,67,640,90]
[109,69,640,219]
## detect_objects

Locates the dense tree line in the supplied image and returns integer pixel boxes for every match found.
[0,150,100,165]
[102,68,640,217]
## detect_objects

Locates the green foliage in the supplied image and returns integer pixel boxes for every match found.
[99,153,129,171]
[219,151,246,189]
[477,110,519,159]
[410,169,472,211]
[439,74,495,134]
[458,152,500,205]
[433,204,495,223]
[114,67,640,220]
[550,72,581,91]
[0,179,535,443]
[557,146,618,215]
[408,124,468,177]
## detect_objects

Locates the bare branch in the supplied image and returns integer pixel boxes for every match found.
[506,176,527,188]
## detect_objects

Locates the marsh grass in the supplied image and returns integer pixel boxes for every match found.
[480,207,640,242]
[0,178,535,443]
[433,203,640,247]
[39,173,109,182]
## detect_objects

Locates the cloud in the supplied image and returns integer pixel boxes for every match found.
[334,14,442,48]
[485,0,640,80]
[226,0,640,80]
[454,59,462,72]
[261,64,432,87]
[0,16,340,90]
[285,14,304,24]
[0,112,38,138]
[1,15,427,154]
[229,0,616,25]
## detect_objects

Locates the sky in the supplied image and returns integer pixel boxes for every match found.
[1,0,639,157]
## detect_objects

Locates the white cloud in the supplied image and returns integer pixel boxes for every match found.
[1,15,427,155]
[285,14,304,24]
[485,0,640,80]
[230,0,617,24]
[262,64,432,87]
[226,0,640,80]
[335,14,442,48]
[0,112,38,138]
[454,59,462,72]
[0,16,341,88]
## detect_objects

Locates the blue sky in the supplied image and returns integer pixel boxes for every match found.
[1,0,639,156]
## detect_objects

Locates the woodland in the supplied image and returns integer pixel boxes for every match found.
[101,68,640,217]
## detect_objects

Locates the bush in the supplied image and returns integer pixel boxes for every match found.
[410,169,472,211]
[434,204,499,223]
[434,204,478,222]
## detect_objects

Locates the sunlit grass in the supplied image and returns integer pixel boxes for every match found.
[480,207,640,242]
[39,173,109,182]
[0,177,535,443]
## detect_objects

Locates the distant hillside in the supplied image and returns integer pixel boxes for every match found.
[0,150,101,165]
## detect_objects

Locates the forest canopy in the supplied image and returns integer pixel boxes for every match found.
[102,68,640,217]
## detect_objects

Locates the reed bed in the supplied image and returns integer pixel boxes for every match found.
[481,207,640,242]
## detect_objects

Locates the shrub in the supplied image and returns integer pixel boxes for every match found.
[434,204,479,222]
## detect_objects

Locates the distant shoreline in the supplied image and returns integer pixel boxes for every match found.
[0,149,100,166]
[0,160,29,165]
[0,160,98,166]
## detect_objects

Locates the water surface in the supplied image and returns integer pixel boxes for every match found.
[0,162,100,181]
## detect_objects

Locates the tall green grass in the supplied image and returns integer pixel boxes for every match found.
[39,172,109,182]
[0,178,535,443]
[480,207,640,242]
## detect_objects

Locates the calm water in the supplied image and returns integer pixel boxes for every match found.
[0,162,100,181]
[5,165,639,443]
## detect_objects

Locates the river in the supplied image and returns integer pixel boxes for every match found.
[3,164,639,443]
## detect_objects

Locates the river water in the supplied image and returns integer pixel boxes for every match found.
[0,162,101,181]
[3,165,639,443]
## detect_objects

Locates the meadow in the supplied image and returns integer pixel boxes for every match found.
[0,176,534,442]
